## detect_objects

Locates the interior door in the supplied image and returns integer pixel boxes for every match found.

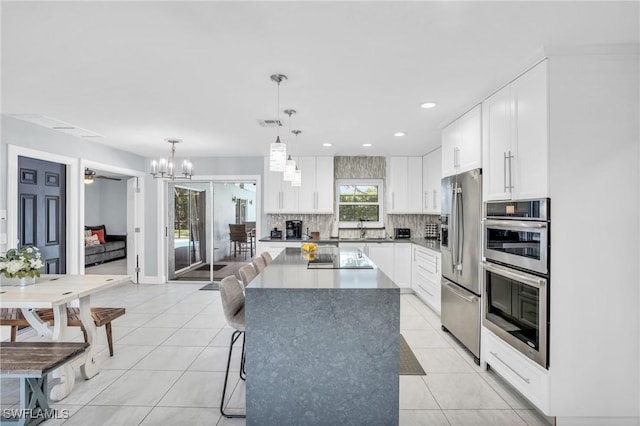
[17,156,66,273]
[126,177,141,283]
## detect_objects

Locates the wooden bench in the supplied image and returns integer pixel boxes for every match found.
[0,342,88,426]
[0,307,125,357]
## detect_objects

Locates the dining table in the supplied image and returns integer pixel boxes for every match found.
[0,274,130,401]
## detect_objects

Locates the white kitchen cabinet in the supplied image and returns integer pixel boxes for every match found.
[298,156,334,213]
[338,242,367,252]
[411,244,441,314]
[263,157,299,213]
[482,60,548,201]
[366,242,395,281]
[265,156,333,213]
[482,327,549,414]
[393,243,412,288]
[422,147,441,214]
[387,156,423,214]
[441,105,482,178]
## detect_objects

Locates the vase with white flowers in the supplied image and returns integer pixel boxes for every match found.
[0,246,44,285]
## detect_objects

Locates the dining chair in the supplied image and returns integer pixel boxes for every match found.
[260,251,273,266]
[229,224,252,258]
[252,255,266,274]
[218,275,246,419]
[239,264,257,287]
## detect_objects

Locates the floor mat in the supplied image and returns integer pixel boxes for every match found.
[196,264,226,272]
[399,334,426,375]
[199,283,219,291]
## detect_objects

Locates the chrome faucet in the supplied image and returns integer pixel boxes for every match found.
[358,219,366,239]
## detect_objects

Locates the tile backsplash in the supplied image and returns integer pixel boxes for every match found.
[265,156,440,240]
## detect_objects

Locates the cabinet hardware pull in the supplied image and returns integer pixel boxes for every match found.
[503,151,509,192]
[433,189,437,209]
[507,150,514,190]
[424,191,427,210]
[443,281,475,302]
[490,351,531,384]
[392,193,395,210]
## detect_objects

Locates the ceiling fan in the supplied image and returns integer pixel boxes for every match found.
[84,168,122,184]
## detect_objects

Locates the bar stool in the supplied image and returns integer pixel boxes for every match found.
[252,255,266,274]
[239,264,257,288]
[219,275,246,419]
[260,251,273,265]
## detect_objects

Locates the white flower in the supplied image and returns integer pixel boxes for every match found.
[25,247,33,253]
[6,260,25,274]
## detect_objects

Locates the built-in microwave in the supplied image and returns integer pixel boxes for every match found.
[483,199,549,275]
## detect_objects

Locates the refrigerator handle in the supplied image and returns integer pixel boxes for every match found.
[451,183,457,270]
[457,186,464,271]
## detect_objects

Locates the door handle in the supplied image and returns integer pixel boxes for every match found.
[433,190,437,209]
[507,150,514,190]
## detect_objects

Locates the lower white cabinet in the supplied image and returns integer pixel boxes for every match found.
[366,242,395,282]
[339,241,411,288]
[482,327,550,414]
[393,243,412,288]
[411,244,441,314]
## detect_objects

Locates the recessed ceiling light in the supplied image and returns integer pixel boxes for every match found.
[323,143,333,147]
[362,143,372,147]
[420,102,437,109]
[394,132,406,137]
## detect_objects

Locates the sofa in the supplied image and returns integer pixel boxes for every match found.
[84,225,127,266]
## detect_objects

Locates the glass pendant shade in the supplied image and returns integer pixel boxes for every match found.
[269,136,287,172]
[291,167,302,187]
[283,156,296,181]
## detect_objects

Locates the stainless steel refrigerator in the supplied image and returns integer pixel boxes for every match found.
[440,168,482,364]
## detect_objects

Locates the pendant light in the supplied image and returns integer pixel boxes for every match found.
[291,130,302,187]
[269,74,287,172]
[283,109,297,181]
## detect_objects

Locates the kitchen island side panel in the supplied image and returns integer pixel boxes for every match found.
[245,287,400,426]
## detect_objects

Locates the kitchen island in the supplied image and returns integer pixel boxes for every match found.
[245,247,400,425]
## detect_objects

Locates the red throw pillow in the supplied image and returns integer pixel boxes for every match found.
[91,229,106,244]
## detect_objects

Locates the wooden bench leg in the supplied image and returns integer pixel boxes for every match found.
[105,322,114,357]
[11,325,17,342]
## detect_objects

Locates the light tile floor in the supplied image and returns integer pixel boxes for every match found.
[1,282,553,425]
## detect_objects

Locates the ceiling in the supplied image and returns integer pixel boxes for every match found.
[2,1,638,159]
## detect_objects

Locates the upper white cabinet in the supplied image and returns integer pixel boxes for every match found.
[442,105,482,178]
[422,147,442,214]
[482,60,548,201]
[387,156,423,214]
[264,156,333,214]
[263,157,298,213]
[298,156,334,213]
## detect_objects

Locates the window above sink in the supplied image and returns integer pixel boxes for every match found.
[336,179,384,228]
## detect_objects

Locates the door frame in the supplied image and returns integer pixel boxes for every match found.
[157,174,261,284]
[7,145,80,273]
[82,159,146,282]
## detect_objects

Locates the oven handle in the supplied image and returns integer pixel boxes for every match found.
[483,219,547,230]
[482,261,547,288]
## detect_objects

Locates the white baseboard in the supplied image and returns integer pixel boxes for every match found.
[140,275,166,284]
[556,417,639,426]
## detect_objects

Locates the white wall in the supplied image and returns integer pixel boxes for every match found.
[84,179,128,235]
[548,52,639,422]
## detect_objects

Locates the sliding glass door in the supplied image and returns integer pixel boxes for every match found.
[168,183,209,280]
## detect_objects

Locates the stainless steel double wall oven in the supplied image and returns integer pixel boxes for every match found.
[482,198,550,368]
